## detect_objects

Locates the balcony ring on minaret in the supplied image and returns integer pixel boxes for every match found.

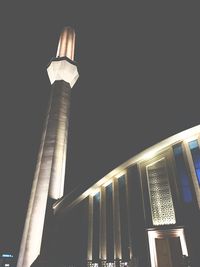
[47,27,79,87]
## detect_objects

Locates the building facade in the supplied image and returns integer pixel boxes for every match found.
[52,125,200,267]
[17,27,200,267]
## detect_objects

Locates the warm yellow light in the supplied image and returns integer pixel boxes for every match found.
[90,188,100,196]
[56,27,75,60]
[82,188,94,198]
[148,229,188,267]
[103,180,113,187]
[54,125,200,214]
[184,135,199,143]
[96,177,108,187]
[115,170,126,178]
[139,125,200,163]
[141,150,157,161]
[82,187,100,197]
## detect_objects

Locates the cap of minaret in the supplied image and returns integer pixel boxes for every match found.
[47,27,79,87]
[56,26,75,60]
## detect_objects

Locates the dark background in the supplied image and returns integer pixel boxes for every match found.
[0,2,199,257]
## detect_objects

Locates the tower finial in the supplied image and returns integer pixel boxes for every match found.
[56,26,75,60]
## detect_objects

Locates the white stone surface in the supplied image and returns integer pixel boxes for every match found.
[47,59,79,87]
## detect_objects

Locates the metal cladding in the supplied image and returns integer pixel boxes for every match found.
[17,27,78,267]
[56,27,75,60]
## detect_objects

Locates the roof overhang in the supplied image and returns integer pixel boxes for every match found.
[53,124,200,215]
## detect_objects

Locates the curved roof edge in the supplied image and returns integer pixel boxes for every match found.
[53,124,200,215]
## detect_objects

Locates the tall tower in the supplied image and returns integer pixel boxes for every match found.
[17,27,79,267]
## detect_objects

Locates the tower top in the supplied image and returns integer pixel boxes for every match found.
[47,26,79,87]
[56,26,75,60]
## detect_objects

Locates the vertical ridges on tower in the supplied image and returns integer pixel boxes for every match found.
[17,27,79,267]
[56,26,75,60]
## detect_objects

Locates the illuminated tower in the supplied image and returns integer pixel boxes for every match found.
[17,27,79,267]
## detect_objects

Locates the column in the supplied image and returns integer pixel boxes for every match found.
[113,178,122,265]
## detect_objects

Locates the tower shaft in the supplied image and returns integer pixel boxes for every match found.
[17,27,79,267]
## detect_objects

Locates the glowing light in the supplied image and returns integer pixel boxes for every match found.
[115,170,126,178]
[82,188,93,197]
[2,254,13,258]
[148,229,188,267]
[48,26,79,87]
[184,135,199,143]
[49,113,67,199]
[103,179,113,187]
[47,60,79,87]
[56,27,75,60]
[141,150,157,161]
[96,177,108,186]
[54,124,200,214]
[146,158,176,226]
[179,229,188,256]
[17,26,79,267]
[90,188,100,196]
[139,125,200,163]
[82,187,100,197]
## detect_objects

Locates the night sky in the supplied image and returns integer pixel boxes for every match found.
[0,2,199,257]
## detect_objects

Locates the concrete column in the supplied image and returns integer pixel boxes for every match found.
[113,178,122,260]
[124,170,132,260]
[87,195,93,262]
[100,186,107,261]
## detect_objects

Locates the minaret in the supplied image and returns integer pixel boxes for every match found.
[17,27,79,267]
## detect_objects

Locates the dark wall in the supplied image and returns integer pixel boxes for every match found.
[127,165,150,267]
[53,199,88,267]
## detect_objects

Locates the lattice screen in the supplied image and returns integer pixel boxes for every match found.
[146,158,176,225]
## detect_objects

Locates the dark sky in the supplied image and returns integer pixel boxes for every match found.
[0,2,199,255]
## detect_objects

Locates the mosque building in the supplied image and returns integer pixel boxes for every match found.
[17,27,200,267]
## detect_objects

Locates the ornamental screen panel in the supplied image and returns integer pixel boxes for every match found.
[146,158,176,226]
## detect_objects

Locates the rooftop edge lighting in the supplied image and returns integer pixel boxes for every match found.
[53,125,200,213]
